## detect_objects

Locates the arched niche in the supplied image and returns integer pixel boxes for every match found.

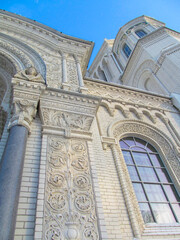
[133,60,168,95]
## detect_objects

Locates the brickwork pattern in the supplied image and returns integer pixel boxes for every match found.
[91,119,133,240]
[14,116,42,240]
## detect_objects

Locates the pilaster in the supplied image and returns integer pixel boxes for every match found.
[34,90,101,239]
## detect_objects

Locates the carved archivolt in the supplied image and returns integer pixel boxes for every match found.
[111,120,180,181]
[0,33,46,79]
[44,137,99,240]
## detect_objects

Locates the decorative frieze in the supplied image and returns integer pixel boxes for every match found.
[43,137,99,240]
[85,79,175,112]
[41,108,94,131]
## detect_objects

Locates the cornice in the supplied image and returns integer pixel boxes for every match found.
[40,87,101,116]
[0,10,94,75]
[84,78,176,112]
[0,10,92,45]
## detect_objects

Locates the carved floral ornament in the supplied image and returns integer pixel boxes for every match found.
[44,137,99,240]
[8,99,38,131]
[41,108,94,132]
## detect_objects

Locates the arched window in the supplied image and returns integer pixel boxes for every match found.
[135,29,147,38]
[120,136,180,224]
[123,44,132,58]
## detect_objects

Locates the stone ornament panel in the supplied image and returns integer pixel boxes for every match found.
[43,137,99,240]
[41,108,94,132]
[67,58,79,92]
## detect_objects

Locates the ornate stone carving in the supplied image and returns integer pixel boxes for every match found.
[45,227,62,240]
[8,99,37,131]
[0,32,46,78]
[41,108,93,131]
[67,59,79,91]
[43,137,99,239]
[39,51,62,88]
[74,175,89,189]
[85,79,175,112]
[75,194,92,212]
[14,67,44,83]
[47,191,66,211]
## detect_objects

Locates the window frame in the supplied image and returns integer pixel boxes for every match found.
[120,136,180,224]
[122,43,132,58]
[135,29,147,38]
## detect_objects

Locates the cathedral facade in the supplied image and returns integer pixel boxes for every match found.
[0,10,180,240]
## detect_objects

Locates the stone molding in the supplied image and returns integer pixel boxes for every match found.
[0,11,94,76]
[0,33,46,78]
[40,90,101,138]
[85,79,175,112]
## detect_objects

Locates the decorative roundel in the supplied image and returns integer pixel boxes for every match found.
[75,194,91,212]
[48,173,64,188]
[71,142,86,152]
[74,175,89,189]
[83,227,98,240]
[48,192,66,211]
[45,227,62,240]
[71,157,88,171]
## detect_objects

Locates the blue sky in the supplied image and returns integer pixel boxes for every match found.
[1,0,180,67]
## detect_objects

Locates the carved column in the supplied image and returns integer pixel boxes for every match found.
[62,53,70,90]
[0,67,45,240]
[75,56,87,93]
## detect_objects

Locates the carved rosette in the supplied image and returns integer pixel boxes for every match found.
[43,137,99,240]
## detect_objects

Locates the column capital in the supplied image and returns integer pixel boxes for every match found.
[8,99,37,132]
[8,67,46,132]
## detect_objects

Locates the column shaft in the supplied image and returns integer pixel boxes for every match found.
[0,125,28,240]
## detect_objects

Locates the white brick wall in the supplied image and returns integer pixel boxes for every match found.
[90,119,133,240]
[14,116,42,239]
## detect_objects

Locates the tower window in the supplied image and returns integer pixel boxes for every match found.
[135,29,147,38]
[120,137,180,224]
[123,44,132,58]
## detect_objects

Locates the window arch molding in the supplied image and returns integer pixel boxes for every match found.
[109,120,180,186]
[107,120,180,237]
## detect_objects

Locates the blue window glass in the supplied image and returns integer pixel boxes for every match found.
[135,29,147,38]
[123,44,132,58]
[120,136,180,224]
